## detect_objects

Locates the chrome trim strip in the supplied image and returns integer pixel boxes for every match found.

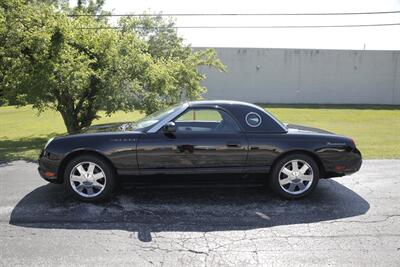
[147,103,189,133]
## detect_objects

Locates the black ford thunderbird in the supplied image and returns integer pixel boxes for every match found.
[38,100,362,201]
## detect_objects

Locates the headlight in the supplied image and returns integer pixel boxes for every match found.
[44,137,55,149]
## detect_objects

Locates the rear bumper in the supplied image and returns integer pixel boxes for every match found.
[320,147,362,178]
[344,152,362,174]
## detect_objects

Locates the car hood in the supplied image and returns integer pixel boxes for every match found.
[82,122,135,133]
[285,124,335,135]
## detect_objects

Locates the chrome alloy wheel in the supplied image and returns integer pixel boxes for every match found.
[69,162,106,198]
[278,159,314,195]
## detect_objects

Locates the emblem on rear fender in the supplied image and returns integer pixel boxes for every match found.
[326,142,346,146]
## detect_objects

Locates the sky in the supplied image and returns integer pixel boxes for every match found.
[74,0,400,50]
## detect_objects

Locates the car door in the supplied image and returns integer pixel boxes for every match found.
[136,108,248,174]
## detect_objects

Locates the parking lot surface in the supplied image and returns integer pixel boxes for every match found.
[0,160,399,266]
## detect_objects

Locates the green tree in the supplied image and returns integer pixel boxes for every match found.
[119,14,225,113]
[0,0,225,133]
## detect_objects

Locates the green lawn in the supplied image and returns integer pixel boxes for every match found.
[0,105,399,161]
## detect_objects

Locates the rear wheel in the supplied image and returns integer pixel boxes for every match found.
[269,154,319,199]
[64,155,116,202]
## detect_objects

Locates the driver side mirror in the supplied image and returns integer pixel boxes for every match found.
[163,121,176,133]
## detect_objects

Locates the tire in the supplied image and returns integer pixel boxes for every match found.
[269,153,320,199]
[64,154,116,202]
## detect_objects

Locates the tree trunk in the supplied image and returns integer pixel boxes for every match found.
[59,105,98,134]
[60,110,82,134]
[57,75,99,134]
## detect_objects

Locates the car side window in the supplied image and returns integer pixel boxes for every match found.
[175,109,240,133]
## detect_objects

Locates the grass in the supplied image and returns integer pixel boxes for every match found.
[0,105,399,161]
[0,106,143,161]
[266,106,400,159]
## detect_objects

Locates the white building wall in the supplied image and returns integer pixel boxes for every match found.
[197,48,400,105]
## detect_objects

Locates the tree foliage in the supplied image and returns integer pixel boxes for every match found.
[0,0,225,133]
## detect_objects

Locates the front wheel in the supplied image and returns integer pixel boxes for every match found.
[269,154,320,199]
[64,155,116,202]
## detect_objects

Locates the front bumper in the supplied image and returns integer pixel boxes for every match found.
[38,150,62,183]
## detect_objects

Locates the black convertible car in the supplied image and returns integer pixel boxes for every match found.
[38,100,362,201]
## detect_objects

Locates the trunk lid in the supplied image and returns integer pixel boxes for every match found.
[286,124,335,135]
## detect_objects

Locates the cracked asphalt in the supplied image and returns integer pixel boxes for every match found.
[0,160,399,266]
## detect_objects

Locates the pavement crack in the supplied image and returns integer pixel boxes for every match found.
[322,214,400,224]
[187,249,209,255]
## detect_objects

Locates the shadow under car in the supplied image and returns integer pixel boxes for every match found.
[9,178,369,241]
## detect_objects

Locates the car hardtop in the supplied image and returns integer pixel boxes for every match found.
[186,100,288,134]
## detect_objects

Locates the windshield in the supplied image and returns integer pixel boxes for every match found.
[131,104,182,131]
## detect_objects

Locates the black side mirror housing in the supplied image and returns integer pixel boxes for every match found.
[163,121,176,133]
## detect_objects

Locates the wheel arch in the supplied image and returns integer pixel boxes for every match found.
[271,149,325,177]
[57,149,116,181]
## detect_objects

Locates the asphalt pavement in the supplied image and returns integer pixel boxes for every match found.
[0,160,399,266]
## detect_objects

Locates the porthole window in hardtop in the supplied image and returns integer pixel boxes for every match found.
[245,112,262,127]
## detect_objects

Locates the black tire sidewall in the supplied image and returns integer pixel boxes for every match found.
[64,155,115,202]
[270,153,320,199]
